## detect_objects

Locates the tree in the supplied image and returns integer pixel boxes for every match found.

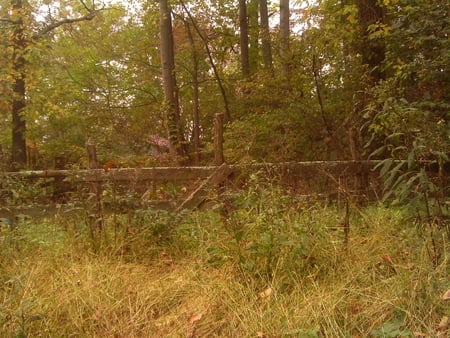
[10,0,27,168]
[279,0,290,78]
[239,0,250,77]
[27,3,162,164]
[248,0,259,74]
[183,18,201,164]
[369,0,450,160]
[259,0,273,70]
[159,0,186,158]
[357,0,385,82]
[179,0,232,123]
[5,0,443,170]
[1,0,103,170]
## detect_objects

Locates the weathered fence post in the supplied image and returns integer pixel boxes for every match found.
[213,112,232,224]
[85,138,103,239]
[214,112,224,166]
[348,127,367,200]
[86,138,99,170]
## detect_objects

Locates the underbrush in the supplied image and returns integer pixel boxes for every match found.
[0,185,449,337]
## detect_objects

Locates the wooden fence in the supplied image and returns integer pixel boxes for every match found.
[0,160,447,218]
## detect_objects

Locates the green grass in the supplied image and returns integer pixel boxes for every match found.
[1,189,449,337]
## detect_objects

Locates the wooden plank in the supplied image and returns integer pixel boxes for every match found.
[0,166,217,181]
[1,161,446,182]
[0,200,178,220]
[102,166,217,181]
[176,163,233,212]
[231,160,379,176]
[214,113,224,165]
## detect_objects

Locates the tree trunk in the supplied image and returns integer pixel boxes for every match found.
[185,20,201,165]
[279,0,290,79]
[248,0,259,74]
[10,0,27,169]
[159,0,186,158]
[357,0,385,82]
[239,0,250,77]
[259,0,273,70]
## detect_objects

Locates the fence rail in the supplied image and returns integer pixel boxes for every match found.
[0,160,380,181]
[1,160,448,217]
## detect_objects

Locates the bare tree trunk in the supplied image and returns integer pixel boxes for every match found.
[159,0,186,158]
[239,0,250,77]
[279,0,290,79]
[10,0,27,170]
[259,0,273,70]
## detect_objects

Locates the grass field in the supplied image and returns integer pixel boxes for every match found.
[1,187,449,337]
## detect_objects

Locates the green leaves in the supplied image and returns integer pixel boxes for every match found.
[371,320,411,338]
[367,1,449,223]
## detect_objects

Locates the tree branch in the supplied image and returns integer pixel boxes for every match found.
[179,0,232,122]
[80,0,94,12]
[34,5,104,39]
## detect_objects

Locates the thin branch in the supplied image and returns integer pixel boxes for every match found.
[34,6,104,39]
[312,54,346,158]
[80,0,94,12]
[178,0,232,122]
[312,54,331,135]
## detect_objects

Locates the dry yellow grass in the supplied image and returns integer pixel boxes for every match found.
[1,204,449,337]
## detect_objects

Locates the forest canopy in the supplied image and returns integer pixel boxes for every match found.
[0,0,448,169]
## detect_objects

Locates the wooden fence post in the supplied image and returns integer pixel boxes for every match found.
[214,113,224,166]
[86,138,99,169]
[348,127,367,198]
[85,138,103,238]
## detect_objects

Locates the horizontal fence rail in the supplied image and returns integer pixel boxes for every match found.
[1,161,448,218]
[0,161,383,182]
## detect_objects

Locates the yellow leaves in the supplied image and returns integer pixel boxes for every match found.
[341,4,358,26]
[346,13,357,25]
[383,0,400,6]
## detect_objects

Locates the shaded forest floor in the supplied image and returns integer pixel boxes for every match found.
[1,189,449,337]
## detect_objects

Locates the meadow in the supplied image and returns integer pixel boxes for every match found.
[1,184,449,337]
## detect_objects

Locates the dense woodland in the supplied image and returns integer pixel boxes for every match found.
[0,0,448,170]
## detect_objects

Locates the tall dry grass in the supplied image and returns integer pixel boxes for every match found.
[1,192,449,337]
